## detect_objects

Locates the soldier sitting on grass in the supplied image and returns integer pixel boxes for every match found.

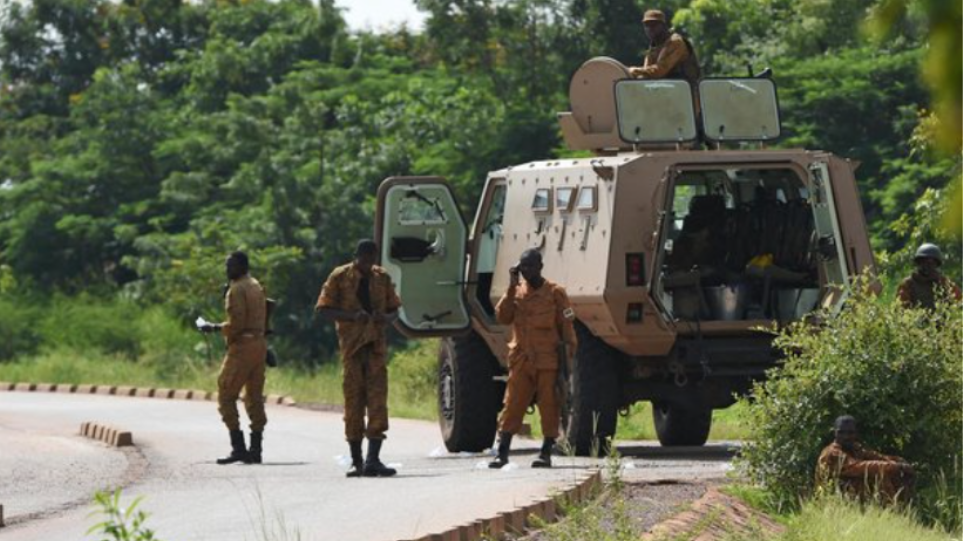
[816,415,915,505]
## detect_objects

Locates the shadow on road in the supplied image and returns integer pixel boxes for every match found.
[616,443,739,462]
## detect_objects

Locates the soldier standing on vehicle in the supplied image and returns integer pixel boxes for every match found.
[316,240,401,477]
[896,243,961,309]
[489,249,577,469]
[628,10,701,88]
[199,251,268,465]
[816,415,915,505]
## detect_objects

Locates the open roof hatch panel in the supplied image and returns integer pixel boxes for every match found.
[699,78,781,142]
[614,80,698,144]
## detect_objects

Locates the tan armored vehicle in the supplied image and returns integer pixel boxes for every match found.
[374,58,875,455]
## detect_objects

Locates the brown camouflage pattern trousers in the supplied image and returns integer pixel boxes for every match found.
[342,341,389,441]
[217,337,268,431]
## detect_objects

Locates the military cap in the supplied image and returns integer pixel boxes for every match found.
[642,9,667,23]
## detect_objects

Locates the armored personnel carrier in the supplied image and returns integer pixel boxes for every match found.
[374,57,875,455]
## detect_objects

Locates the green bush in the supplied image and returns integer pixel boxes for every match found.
[0,296,42,361]
[38,295,146,359]
[387,339,440,420]
[737,279,962,531]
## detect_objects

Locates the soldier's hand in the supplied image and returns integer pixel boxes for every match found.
[628,67,643,78]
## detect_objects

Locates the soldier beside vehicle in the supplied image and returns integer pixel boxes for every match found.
[316,239,402,478]
[489,250,578,469]
[896,243,961,309]
[817,415,915,505]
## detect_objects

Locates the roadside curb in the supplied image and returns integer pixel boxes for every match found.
[80,421,134,447]
[0,382,297,407]
[397,469,603,541]
[641,486,785,541]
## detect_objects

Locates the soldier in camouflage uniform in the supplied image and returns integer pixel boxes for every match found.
[896,243,961,310]
[316,240,402,477]
[629,9,702,115]
[816,415,915,505]
[489,249,578,469]
[199,251,268,465]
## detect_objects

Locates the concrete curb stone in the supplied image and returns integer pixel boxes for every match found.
[57,383,78,393]
[410,468,603,541]
[80,421,134,448]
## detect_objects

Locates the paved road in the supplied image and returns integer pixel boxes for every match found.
[0,392,734,541]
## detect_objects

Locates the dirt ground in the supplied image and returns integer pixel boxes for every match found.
[523,479,717,540]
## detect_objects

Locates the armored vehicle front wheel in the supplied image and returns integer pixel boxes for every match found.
[562,322,620,457]
[652,401,712,446]
[438,331,505,453]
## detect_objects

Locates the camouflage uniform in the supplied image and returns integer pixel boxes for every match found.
[634,32,702,114]
[896,272,961,310]
[816,442,915,504]
[217,275,268,432]
[495,279,577,438]
[636,32,700,83]
[316,263,401,441]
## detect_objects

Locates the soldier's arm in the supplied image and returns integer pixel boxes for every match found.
[315,271,365,322]
[378,275,402,323]
[495,285,518,325]
[221,284,247,342]
[839,457,903,479]
[896,280,913,308]
[555,287,578,358]
[635,39,688,79]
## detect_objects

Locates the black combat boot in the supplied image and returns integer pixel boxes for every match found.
[345,440,364,478]
[245,431,263,464]
[363,438,397,477]
[488,432,513,469]
[216,429,248,465]
[531,438,555,468]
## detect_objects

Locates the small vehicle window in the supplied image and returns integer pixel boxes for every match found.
[556,187,575,212]
[532,188,552,212]
[576,186,597,211]
[398,191,448,225]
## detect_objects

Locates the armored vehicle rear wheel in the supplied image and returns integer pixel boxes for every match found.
[652,401,712,446]
[438,331,505,453]
[562,322,620,457]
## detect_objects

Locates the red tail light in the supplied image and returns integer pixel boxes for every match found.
[626,253,645,286]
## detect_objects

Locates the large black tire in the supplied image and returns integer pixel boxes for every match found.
[562,322,621,457]
[438,331,505,453]
[652,401,712,446]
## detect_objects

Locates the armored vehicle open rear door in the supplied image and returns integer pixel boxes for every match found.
[375,177,471,337]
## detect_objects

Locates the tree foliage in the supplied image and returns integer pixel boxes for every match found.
[0,0,957,361]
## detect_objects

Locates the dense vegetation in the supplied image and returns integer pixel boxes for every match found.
[0,0,958,363]
[738,284,962,532]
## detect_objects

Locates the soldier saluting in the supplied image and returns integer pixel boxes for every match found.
[316,240,401,477]
[489,249,577,469]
